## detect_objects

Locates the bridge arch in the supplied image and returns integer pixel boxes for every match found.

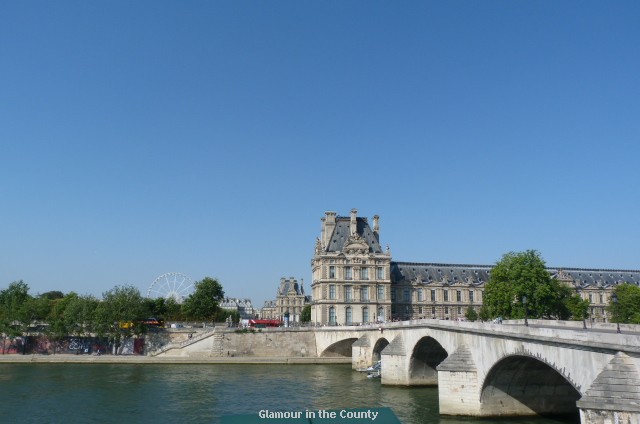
[408,336,448,385]
[321,337,358,357]
[371,337,389,363]
[480,354,581,418]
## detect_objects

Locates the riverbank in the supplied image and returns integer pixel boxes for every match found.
[0,354,351,365]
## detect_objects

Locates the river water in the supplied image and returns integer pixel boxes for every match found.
[0,363,577,424]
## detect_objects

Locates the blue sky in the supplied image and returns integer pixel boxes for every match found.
[2,1,639,307]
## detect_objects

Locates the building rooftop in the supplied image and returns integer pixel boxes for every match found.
[325,216,382,253]
[391,261,640,288]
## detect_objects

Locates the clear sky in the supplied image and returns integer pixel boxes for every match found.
[2,1,639,308]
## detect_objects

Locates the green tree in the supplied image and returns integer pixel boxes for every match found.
[464,306,478,322]
[564,293,590,322]
[93,285,146,354]
[483,250,572,320]
[300,305,311,323]
[608,283,640,324]
[164,297,184,321]
[45,293,75,352]
[479,305,491,322]
[42,292,96,353]
[64,294,99,338]
[40,291,64,300]
[143,297,166,319]
[217,309,240,324]
[182,277,225,321]
[0,281,33,353]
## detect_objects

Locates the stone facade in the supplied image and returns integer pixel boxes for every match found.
[219,298,256,320]
[311,209,393,325]
[261,277,311,323]
[311,209,640,325]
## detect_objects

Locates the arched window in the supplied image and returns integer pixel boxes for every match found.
[362,306,369,323]
[329,307,336,325]
[377,306,385,322]
[345,306,352,325]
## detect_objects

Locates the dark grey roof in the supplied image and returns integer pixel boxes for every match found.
[548,267,640,288]
[325,217,382,253]
[391,262,491,286]
[278,277,304,296]
[391,261,640,288]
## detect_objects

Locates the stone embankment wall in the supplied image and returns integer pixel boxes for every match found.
[153,328,318,358]
[216,329,317,358]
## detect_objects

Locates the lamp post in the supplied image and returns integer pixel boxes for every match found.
[522,295,529,327]
[611,293,621,334]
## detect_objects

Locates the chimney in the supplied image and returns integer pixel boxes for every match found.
[323,211,337,247]
[350,208,357,236]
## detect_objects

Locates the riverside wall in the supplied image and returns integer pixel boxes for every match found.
[153,327,320,359]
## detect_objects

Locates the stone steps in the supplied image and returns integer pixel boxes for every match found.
[211,333,225,357]
[148,328,217,356]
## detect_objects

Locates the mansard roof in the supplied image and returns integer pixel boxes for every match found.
[277,277,305,296]
[391,262,491,286]
[391,261,640,288]
[548,267,640,288]
[220,297,254,308]
[325,216,382,254]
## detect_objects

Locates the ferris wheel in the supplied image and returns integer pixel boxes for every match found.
[147,272,194,303]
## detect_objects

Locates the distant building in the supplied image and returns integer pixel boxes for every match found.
[260,300,277,320]
[261,277,311,323]
[219,298,256,320]
[310,209,640,325]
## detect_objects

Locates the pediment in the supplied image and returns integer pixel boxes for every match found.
[343,234,370,254]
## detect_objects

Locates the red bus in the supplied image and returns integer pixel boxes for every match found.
[248,319,282,328]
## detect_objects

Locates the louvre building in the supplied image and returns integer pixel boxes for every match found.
[310,209,640,325]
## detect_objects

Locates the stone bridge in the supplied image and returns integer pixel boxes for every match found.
[314,319,640,424]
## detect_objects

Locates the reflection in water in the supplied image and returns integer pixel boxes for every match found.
[0,363,576,424]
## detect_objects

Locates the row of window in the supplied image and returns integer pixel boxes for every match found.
[328,266,385,280]
[327,305,385,325]
[325,304,477,324]
[328,285,382,301]
[324,285,482,304]
[390,288,479,303]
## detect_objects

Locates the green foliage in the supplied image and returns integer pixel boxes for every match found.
[64,293,99,337]
[94,285,146,353]
[40,291,64,300]
[301,305,311,323]
[143,297,166,319]
[464,307,478,322]
[143,296,184,321]
[483,250,580,320]
[0,281,33,338]
[479,305,491,322]
[608,283,640,324]
[217,308,240,323]
[564,293,590,321]
[182,277,225,321]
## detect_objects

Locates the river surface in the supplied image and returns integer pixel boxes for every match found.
[0,363,577,424]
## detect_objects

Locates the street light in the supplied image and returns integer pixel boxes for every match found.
[522,295,529,327]
[611,293,621,334]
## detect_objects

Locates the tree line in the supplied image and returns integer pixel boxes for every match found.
[0,276,234,354]
[477,250,640,324]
